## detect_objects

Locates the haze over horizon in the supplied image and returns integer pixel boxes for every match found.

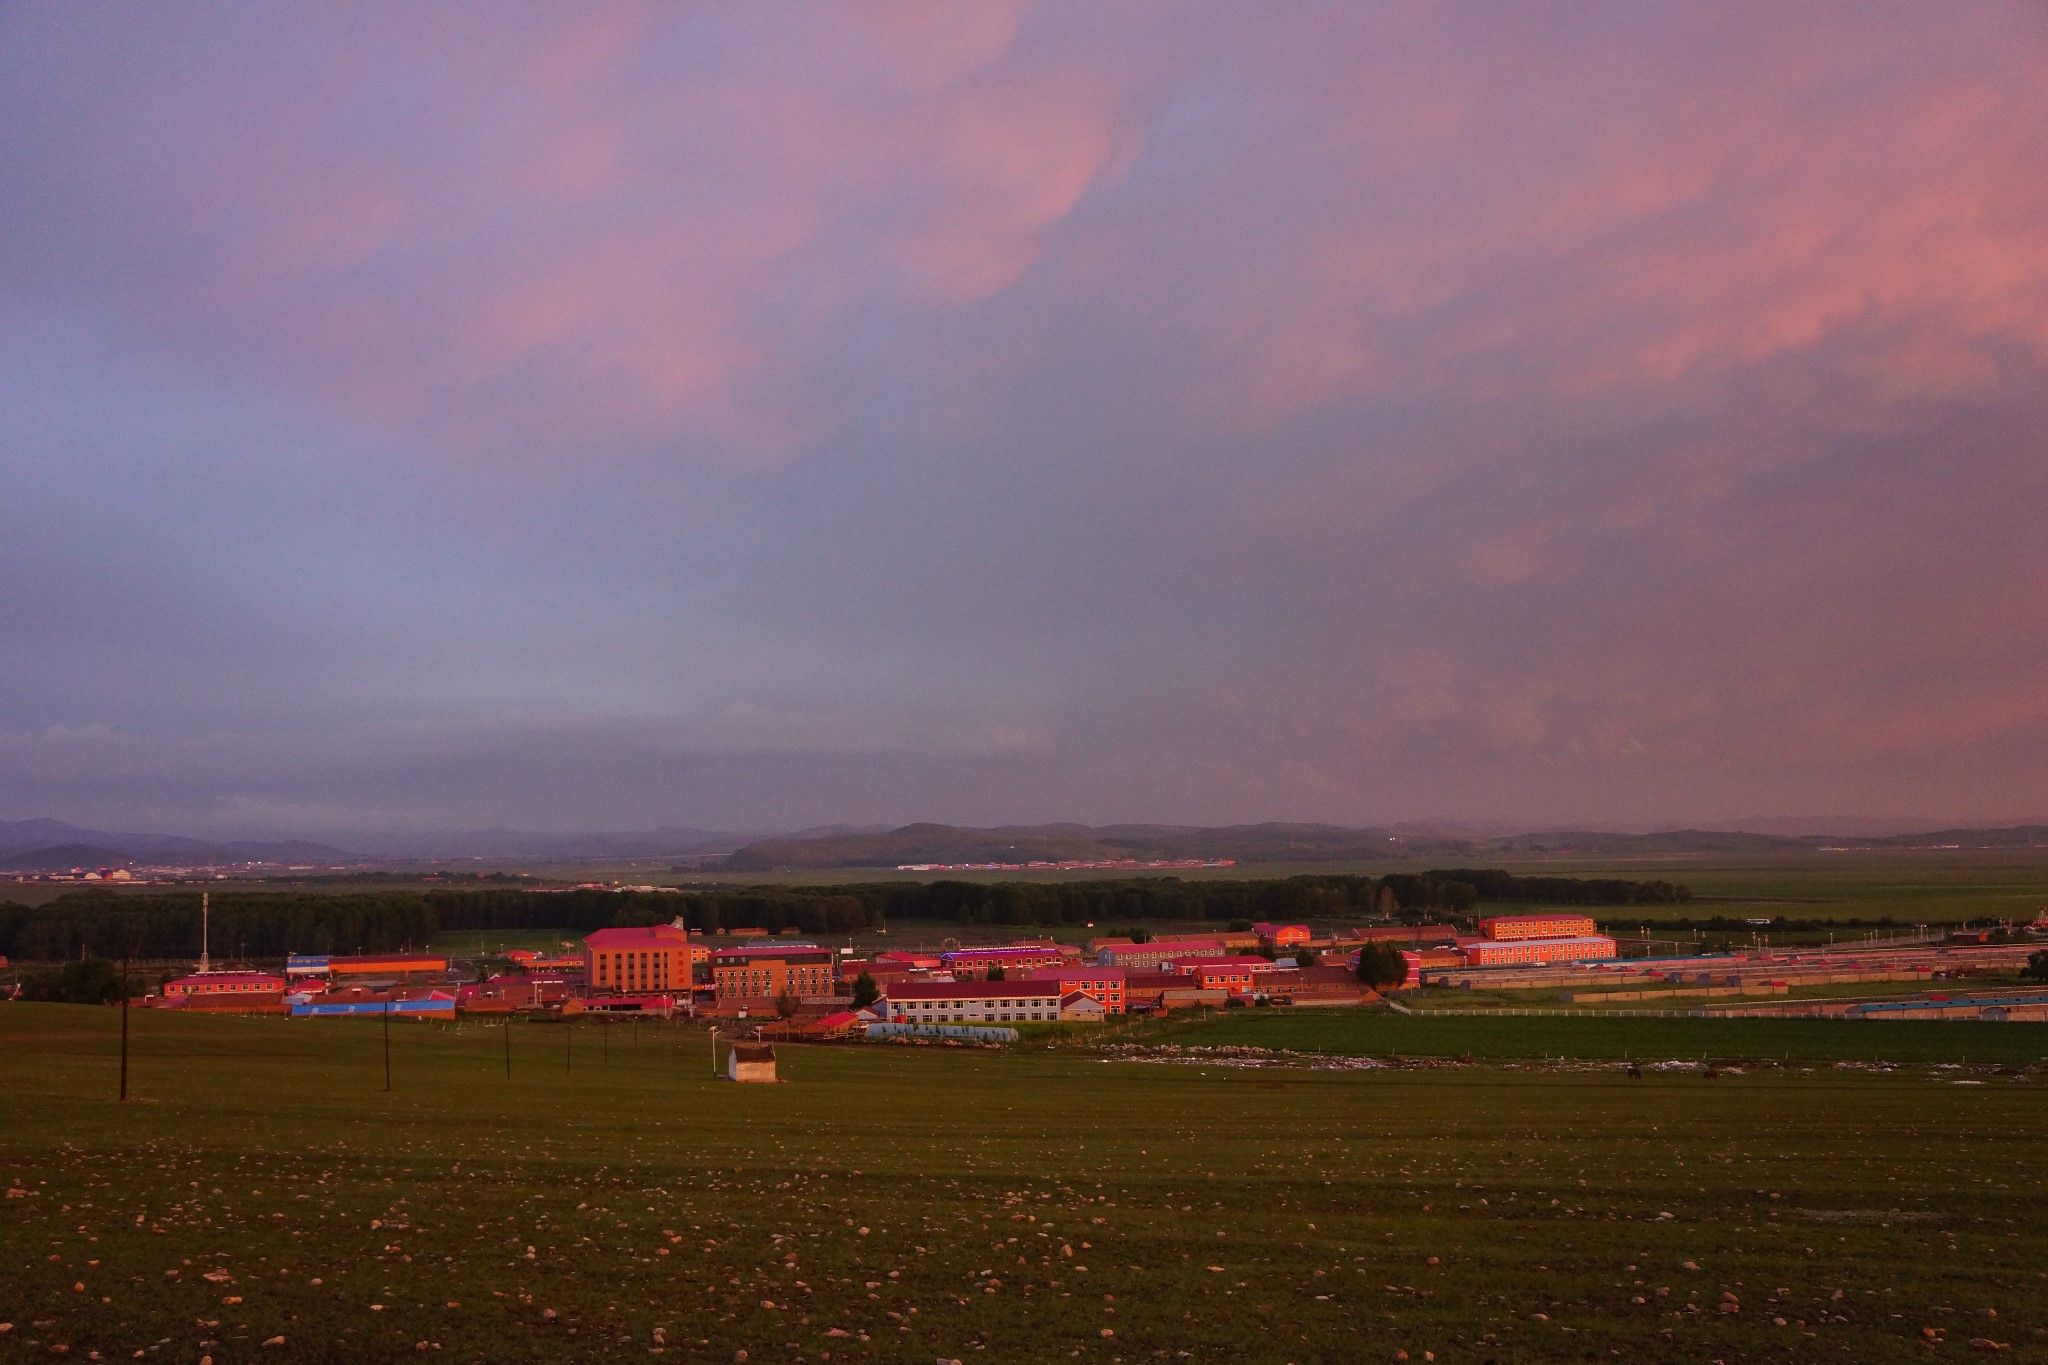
[6,3,2047,839]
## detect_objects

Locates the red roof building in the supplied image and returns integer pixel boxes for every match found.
[1024,964,1128,1013]
[1338,923,1461,946]
[1058,991,1107,1021]
[798,1009,863,1039]
[938,943,1074,978]
[318,954,448,979]
[164,970,285,997]
[711,944,836,1002]
[1281,965,1381,1005]
[1477,913,1600,942]
[1119,969,1233,1012]
[875,951,944,971]
[1460,935,1616,967]
[1170,953,1277,974]
[1180,958,1267,995]
[1095,937,1232,970]
[1252,922,1312,947]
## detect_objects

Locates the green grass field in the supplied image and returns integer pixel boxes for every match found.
[1496,851,2048,927]
[1396,974,2036,1015]
[1,1005,2043,1361]
[1154,1007,2048,1066]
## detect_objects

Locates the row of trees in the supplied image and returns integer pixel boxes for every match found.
[0,867,1695,964]
[14,957,138,1003]
[1423,869,1692,906]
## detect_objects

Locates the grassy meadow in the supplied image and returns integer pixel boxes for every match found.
[1154,1007,2048,1066]
[1476,851,2048,927]
[1,1004,2044,1361]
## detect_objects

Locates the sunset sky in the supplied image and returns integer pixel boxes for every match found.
[4,3,2047,838]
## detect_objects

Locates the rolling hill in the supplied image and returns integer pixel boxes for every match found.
[718,820,2048,871]
[0,819,354,870]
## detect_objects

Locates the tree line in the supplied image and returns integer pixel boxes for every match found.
[0,868,1692,964]
[1419,869,1692,907]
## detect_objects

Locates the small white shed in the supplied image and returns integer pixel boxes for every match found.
[1058,991,1107,1022]
[727,1042,779,1083]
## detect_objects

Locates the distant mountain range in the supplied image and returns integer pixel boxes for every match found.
[718,820,2048,870]
[345,826,763,862]
[5,814,2047,876]
[0,817,824,871]
[0,819,352,872]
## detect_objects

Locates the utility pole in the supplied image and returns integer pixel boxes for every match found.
[119,949,131,1102]
[709,1026,719,1079]
[382,1000,394,1092]
[198,891,211,975]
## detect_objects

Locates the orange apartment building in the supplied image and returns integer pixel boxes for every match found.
[1458,935,1616,968]
[1476,913,1599,941]
[583,924,693,994]
[711,944,837,1002]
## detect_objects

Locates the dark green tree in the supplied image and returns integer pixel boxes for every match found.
[1353,943,1407,990]
[19,957,132,1004]
[851,971,879,1008]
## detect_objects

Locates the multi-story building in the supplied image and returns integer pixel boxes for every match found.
[1476,914,1600,942]
[164,970,285,999]
[1173,956,1271,996]
[881,978,1066,1024]
[1095,937,1231,971]
[1458,935,1616,968]
[711,944,836,1001]
[583,925,693,994]
[937,943,1072,979]
[1252,922,1312,948]
[1024,964,1128,1013]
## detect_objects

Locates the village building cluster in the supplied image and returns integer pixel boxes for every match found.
[131,906,2048,1030]
[144,917,1444,1031]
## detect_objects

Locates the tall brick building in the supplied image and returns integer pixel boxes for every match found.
[584,924,693,994]
[711,944,836,1002]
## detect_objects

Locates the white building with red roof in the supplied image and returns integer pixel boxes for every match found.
[881,977,1064,1025]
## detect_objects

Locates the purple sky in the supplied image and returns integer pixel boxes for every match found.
[4,3,2047,838]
